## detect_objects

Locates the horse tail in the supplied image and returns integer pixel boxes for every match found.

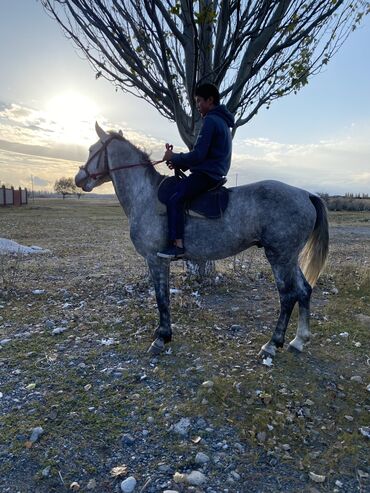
[299,194,329,287]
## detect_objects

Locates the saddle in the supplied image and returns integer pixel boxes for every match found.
[157,175,229,219]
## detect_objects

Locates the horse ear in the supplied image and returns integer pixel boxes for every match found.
[118,129,123,136]
[95,121,108,141]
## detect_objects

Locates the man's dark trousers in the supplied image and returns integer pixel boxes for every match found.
[166,171,218,241]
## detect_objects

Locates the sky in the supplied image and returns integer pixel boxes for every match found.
[1,0,370,195]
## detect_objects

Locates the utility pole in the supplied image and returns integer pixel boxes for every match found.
[31,175,35,203]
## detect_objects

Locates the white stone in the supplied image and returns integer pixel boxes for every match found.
[262,356,273,367]
[359,426,370,439]
[172,417,191,435]
[32,289,46,295]
[195,452,210,464]
[186,471,207,486]
[29,426,44,443]
[100,338,114,345]
[120,476,137,493]
[52,327,67,335]
[202,380,214,388]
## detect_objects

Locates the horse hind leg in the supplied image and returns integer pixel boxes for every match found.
[259,253,299,358]
[288,269,312,353]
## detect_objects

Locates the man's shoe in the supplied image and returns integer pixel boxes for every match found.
[157,245,185,260]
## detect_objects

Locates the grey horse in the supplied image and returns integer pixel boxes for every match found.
[75,123,329,358]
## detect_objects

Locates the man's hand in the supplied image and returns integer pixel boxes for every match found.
[163,148,174,161]
[163,143,174,169]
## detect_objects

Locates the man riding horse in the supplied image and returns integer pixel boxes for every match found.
[157,83,235,260]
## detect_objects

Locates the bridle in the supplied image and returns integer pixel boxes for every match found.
[79,134,165,180]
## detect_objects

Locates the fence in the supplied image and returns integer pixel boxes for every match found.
[0,186,28,207]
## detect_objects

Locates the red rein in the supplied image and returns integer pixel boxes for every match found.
[81,134,166,180]
[89,159,165,179]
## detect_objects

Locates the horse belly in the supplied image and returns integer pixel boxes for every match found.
[184,206,258,260]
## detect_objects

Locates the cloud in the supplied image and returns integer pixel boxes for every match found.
[0,102,168,161]
[0,103,42,123]
[0,148,79,189]
[33,176,50,187]
[231,127,370,194]
[0,101,369,195]
[0,103,59,149]
[0,138,87,162]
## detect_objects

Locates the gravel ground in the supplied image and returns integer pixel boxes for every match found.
[0,199,369,493]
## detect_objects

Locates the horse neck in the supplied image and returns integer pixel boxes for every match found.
[108,142,161,218]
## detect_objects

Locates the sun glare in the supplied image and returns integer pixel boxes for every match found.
[46,92,99,144]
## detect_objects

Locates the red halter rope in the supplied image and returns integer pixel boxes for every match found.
[80,134,165,180]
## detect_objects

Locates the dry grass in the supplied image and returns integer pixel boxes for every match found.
[0,198,369,493]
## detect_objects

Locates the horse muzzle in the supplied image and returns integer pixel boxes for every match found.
[75,168,89,189]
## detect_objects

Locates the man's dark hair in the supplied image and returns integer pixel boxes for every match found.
[195,83,220,105]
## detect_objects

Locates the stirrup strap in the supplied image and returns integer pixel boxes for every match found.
[208,177,227,192]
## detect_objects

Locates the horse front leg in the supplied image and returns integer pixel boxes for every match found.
[146,255,172,355]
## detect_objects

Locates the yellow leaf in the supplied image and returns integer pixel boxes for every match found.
[110,465,128,477]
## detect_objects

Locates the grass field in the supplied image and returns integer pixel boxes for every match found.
[0,198,369,493]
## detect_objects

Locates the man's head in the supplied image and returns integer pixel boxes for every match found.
[195,83,220,117]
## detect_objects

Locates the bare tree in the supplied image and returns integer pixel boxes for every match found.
[54,177,77,199]
[42,1,368,277]
[41,0,369,147]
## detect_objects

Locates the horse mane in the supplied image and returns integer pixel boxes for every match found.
[107,130,151,164]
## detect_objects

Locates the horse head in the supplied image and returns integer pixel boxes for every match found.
[75,122,123,192]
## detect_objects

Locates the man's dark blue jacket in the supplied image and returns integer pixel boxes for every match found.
[171,105,235,180]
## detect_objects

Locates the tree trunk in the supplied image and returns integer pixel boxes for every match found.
[186,259,216,279]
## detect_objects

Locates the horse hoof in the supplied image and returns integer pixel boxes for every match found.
[259,342,276,358]
[147,338,165,355]
[287,344,302,355]
[258,349,275,359]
